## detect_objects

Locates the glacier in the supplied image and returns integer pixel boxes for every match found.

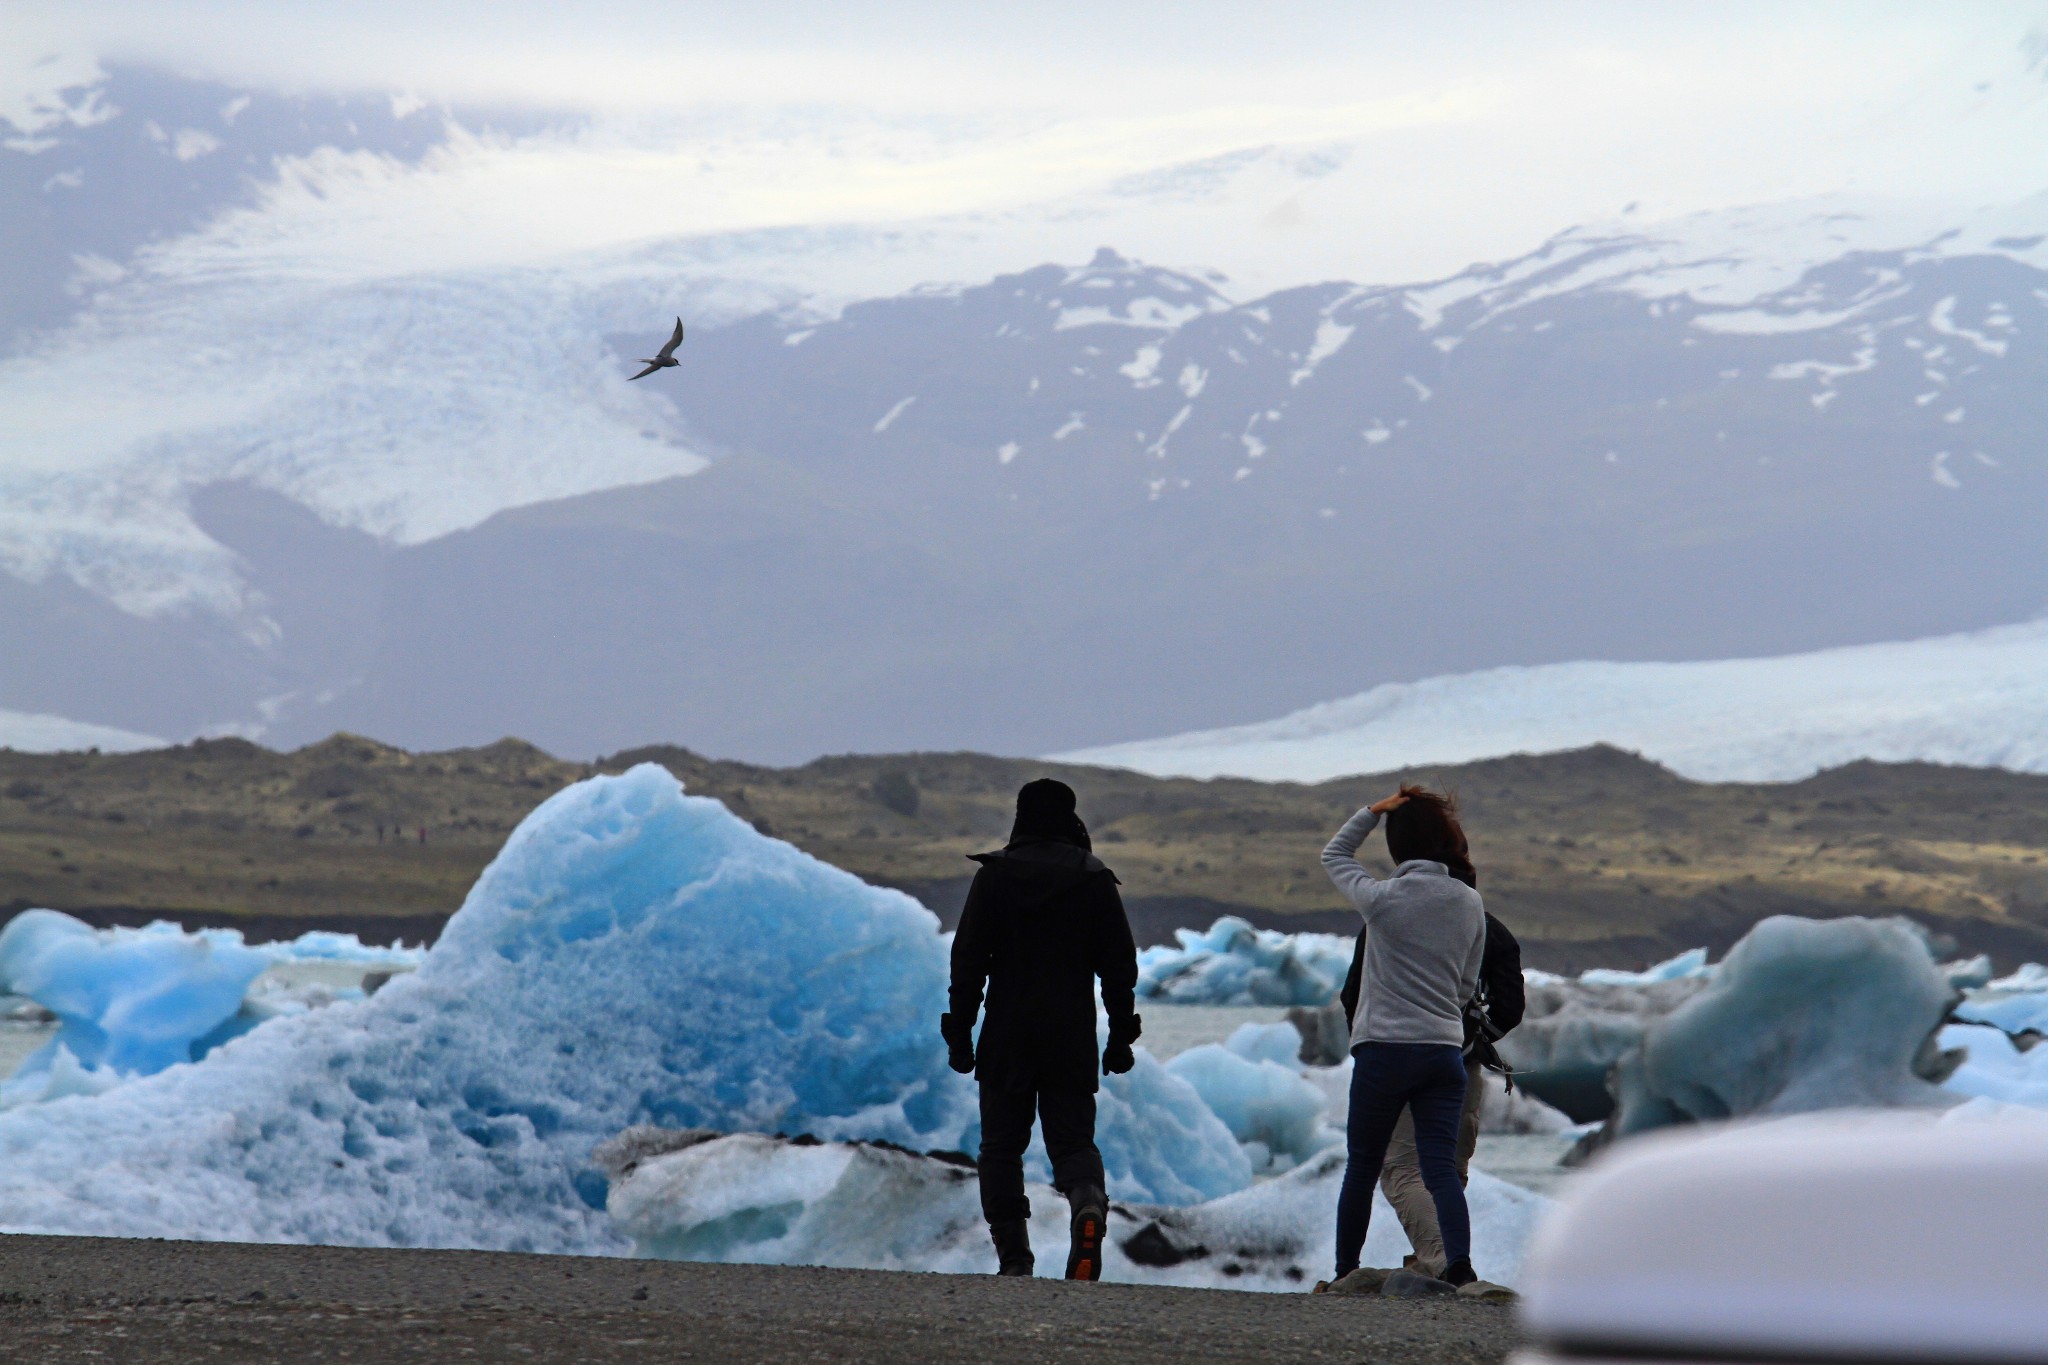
[0,707,167,754]
[1057,619,2048,784]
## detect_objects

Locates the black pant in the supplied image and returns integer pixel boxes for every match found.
[976,1081,1105,1225]
[1335,1041,1471,1277]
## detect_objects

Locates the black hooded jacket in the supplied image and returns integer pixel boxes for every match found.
[948,838,1139,1093]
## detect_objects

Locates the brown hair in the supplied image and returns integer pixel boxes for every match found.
[1384,785,1476,889]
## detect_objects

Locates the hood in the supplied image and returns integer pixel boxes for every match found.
[967,838,1117,888]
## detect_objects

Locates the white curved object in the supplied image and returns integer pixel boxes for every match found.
[1515,1113,2048,1364]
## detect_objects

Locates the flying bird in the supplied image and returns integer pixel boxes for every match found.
[629,318,686,380]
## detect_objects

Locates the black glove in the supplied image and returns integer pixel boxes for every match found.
[939,1012,975,1075]
[1102,1012,1142,1075]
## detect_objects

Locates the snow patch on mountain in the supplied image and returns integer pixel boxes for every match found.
[1056,620,2048,784]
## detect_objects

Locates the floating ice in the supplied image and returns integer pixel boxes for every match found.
[255,930,428,967]
[0,911,429,1100]
[1610,916,1958,1135]
[0,766,1254,1249]
[0,909,271,1077]
[1575,948,1712,988]
[1940,1023,2048,1109]
[0,767,980,1247]
[1165,1038,1334,1173]
[1223,1020,1309,1067]
[1954,962,2048,1036]
[606,1129,1550,1289]
[1085,1049,1253,1204]
[1136,917,1352,1006]
[1498,974,1712,1123]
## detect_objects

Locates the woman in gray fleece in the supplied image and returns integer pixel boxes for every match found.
[1319,786,1486,1288]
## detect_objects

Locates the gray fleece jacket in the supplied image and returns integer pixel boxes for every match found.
[1321,808,1485,1050]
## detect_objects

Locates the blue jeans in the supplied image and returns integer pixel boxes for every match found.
[1335,1041,1471,1278]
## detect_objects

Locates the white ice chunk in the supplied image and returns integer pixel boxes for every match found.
[609,1130,1548,1289]
[1578,948,1711,988]
[1136,917,1351,1006]
[1941,1024,2048,1109]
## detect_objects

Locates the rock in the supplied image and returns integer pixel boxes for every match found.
[1325,1266,1392,1295]
[1456,1279,1518,1302]
[1286,1004,1351,1067]
[360,971,393,996]
[1380,1268,1457,1298]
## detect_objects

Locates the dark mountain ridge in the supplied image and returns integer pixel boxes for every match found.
[4,738,2045,974]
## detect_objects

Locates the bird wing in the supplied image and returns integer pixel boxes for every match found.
[628,361,662,381]
[656,317,685,360]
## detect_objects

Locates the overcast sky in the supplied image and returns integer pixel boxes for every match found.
[7,2,2048,291]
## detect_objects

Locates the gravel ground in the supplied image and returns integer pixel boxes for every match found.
[0,1235,1521,1364]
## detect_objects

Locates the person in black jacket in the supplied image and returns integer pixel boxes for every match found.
[943,779,1141,1280]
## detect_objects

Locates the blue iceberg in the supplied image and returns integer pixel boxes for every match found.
[0,765,1250,1250]
[1611,916,1960,1134]
[1164,1024,1336,1172]
[1136,917,1353,1006]
[0,910,273,1076]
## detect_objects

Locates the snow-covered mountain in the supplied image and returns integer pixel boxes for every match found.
[3,68,2045,761]
[1057,620,2048,784]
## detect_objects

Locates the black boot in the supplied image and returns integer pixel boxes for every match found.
[990,1219,1033,1277]
[1442,1257,1477,1288]
[1064,1185,1107,1282]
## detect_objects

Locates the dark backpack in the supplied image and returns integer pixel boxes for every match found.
[1341,911,1525,1086]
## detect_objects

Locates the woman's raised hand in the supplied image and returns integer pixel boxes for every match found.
[1368,792,1409,816]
